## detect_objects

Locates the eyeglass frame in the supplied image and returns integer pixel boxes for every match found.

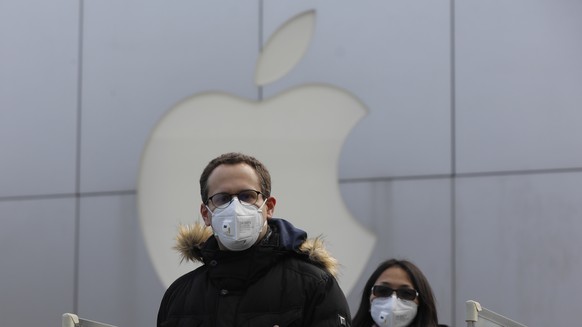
[370,285,418,301]
[206,189,265,209]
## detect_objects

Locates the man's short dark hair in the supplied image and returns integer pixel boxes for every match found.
[199,152,272,204]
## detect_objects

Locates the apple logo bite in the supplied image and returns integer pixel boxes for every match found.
[138,10,375,293]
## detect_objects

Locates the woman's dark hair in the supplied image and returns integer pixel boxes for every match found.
[352,259,440,327]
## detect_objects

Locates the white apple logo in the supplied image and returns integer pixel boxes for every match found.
[138,10,375,294]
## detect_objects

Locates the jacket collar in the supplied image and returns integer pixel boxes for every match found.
[174,218,339,277]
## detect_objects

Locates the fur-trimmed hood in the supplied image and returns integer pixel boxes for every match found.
[174,218,340,277]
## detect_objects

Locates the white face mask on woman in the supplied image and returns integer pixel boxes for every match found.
[207,198,267,251]
[370,294,418,327]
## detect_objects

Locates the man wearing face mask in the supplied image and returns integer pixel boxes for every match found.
[157,152,351,327]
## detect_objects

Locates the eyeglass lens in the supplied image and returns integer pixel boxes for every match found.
[371,285,417,301]
[209,190,261,208]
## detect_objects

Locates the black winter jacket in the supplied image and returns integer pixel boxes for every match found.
[157,218,351,327]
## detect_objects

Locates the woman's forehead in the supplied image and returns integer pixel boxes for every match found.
[375,266,413,288]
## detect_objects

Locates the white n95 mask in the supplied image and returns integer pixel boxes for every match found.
[207,198,267,251]
[370,294,418,327]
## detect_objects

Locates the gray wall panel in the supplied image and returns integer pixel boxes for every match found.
[0,0,78,197]
[81,0,261,193]
[78,194,164,327]
[456,0,582,173]
[263,1,452,179]
[456,172,582,327]
[0,198,76,326]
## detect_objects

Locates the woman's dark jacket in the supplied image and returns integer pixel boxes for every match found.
[157,218,351,327]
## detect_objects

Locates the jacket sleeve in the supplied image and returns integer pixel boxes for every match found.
[304,273,352,327]
[157,285,172,327]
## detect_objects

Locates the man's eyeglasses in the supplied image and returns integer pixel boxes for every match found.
[371,285,418,301]
[207,190,264,209]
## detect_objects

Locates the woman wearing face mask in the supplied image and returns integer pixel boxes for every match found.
[353,259,447,327]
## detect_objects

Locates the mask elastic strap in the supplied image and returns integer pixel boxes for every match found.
[205,205,214,215]
[257,197,268,213]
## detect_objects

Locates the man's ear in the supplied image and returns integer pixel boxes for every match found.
[200,203,211,226]
[265,196,276,219]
